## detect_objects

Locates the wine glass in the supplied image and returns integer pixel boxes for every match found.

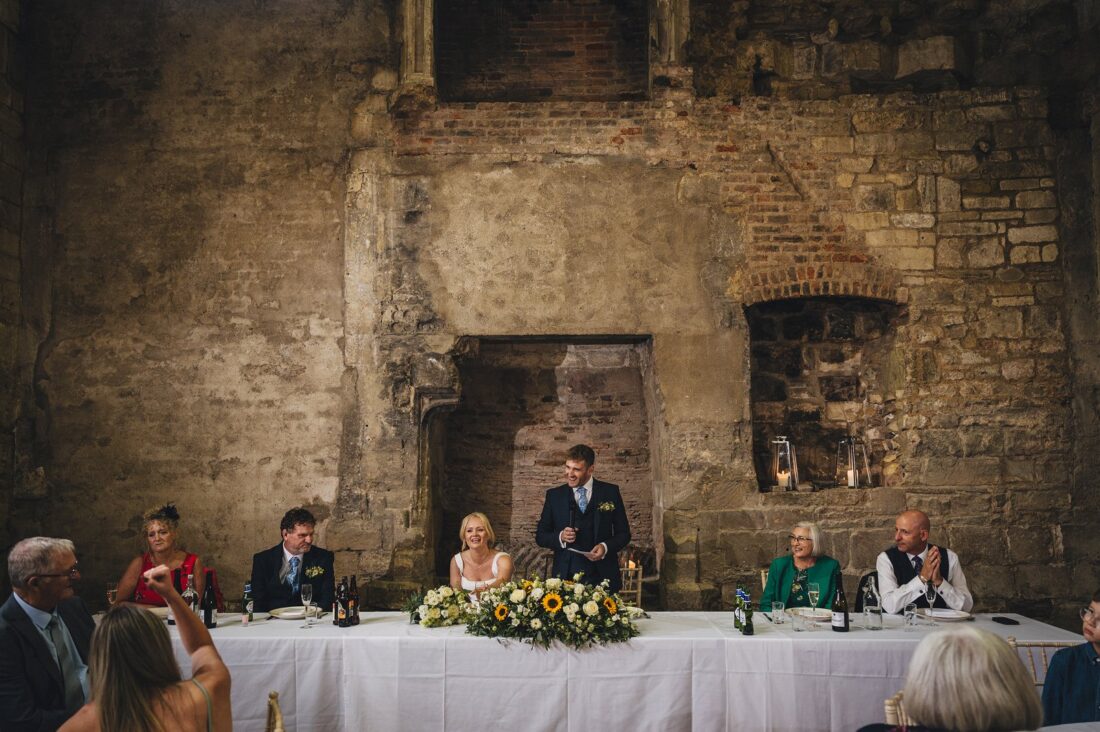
[807,582,821,610]
[106,581,118,606]
[300,583,313,629]
[924,580,937,617]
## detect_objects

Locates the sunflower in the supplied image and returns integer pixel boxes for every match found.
[521,579,534,591]
[542,592,563,613]
[493,604,509,622]
[603,597,617,614]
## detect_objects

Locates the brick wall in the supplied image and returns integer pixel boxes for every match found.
[439,341,654,579]
[435,0,648,102]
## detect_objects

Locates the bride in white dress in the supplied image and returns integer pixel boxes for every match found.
[450,512,513,601]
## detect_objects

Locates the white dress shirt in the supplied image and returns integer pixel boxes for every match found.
[876,545,973,614]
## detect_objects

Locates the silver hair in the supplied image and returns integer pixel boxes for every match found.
[7,537,76,588]
[904,625,1042,731]
[793,522,823,558]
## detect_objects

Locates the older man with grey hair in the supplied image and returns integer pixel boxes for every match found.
[0,537,95,732]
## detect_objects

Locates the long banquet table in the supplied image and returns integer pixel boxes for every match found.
[170,611,1079,732]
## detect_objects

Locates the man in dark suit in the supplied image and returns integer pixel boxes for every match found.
[250,507,336,613]
[536,444,631,593]
[0,537,95,732]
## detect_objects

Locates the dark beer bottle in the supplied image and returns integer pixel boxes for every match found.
[831,573,850,632]
[201,569,218,628]
[349,576,360,626]
[338,576,351,628]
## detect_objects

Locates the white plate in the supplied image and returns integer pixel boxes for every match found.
[269,606,307,620]
[787,607,832,621]
[916,608,971,622]
[216,612,271,626]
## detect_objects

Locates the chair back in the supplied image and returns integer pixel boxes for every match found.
[854,570,878,612]
[619,564,642,609]
[266,691,285,732]
[1006,637,1078,687]
[884,691,913,726]
[760,568,768,592]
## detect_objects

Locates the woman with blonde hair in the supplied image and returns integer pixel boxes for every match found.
[759,521,840,612]
[114,503,205,607]
[61,564,231,732]
[858,625,1042,732]
[449,512,513,600]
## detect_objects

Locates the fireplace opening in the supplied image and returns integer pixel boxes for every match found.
[432,337,657,582]
[434,0,650,102]
[745,297,905,492]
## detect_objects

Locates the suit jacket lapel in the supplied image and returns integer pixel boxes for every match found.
[3,597,64,691]
[591,481,603,539]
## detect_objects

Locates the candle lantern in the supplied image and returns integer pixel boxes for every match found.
[835,436,872,488]
[770,436,800,492]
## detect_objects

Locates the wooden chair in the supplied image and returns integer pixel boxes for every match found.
[760,568,769,592]
[884,691,913,726]
[1006,637,1078,688]
[265,691,285,732]
[619,564,642,609]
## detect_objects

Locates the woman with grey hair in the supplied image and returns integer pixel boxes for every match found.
[858,625,1042,731]
[759,521,840,612]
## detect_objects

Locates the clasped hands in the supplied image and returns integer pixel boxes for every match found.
[919,546,944,587]
[142,564,179,598]
[560,527,606,561]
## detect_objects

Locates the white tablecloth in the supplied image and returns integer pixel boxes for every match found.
[171,611,1079,732]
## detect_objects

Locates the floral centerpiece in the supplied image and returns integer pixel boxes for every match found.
[406,585,473,627]
[465,574,641,649]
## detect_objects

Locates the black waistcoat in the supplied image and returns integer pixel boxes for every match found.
[885,546,951,609]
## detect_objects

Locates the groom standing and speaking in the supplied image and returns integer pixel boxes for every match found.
[536,444,631,593]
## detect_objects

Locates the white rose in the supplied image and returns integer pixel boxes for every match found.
[511,617,520,627]
[428,607,442,620]
[573,584,586,596]
[567,603,580,614]
[583,601,600,616]
[531,618,543,630]
[440,587,454,598]
[510,588,526,603]
[565,612,576,624]
[425,590,440,606]
[592,591,603,601]
[417,604,429,618]
[546,578,562,590]
[530,587,544,600]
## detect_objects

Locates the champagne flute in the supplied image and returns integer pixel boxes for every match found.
[924,580,937,617]
[106,581,118,606]
[300,583,313,629]
[807,582,821,610]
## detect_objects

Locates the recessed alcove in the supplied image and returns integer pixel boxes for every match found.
[433,0,650,102]
[745,297,906,492]
[431,337,657,582]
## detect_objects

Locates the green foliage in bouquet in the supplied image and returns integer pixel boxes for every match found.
[465,574,641,649]
[411,585,473,627]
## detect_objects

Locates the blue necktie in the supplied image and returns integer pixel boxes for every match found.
[575,487,588,513]
[912,556,923,574]
[288,556,301,594]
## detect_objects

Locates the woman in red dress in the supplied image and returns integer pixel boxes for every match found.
[114,504,205,607]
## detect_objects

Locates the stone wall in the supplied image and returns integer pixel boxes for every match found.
[10,0,390,599]
[0,0,20,564]
[2,0,1096,630]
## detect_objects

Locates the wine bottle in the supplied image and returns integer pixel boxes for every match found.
[181,573,198,616]
[333,575,343,626]
[349,576,360,626]
[201,569,218,628]
[167,568,183,625]
[242,583,254,626]
[831,573,849,632]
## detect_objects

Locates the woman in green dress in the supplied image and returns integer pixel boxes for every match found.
[759,522,840,612]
